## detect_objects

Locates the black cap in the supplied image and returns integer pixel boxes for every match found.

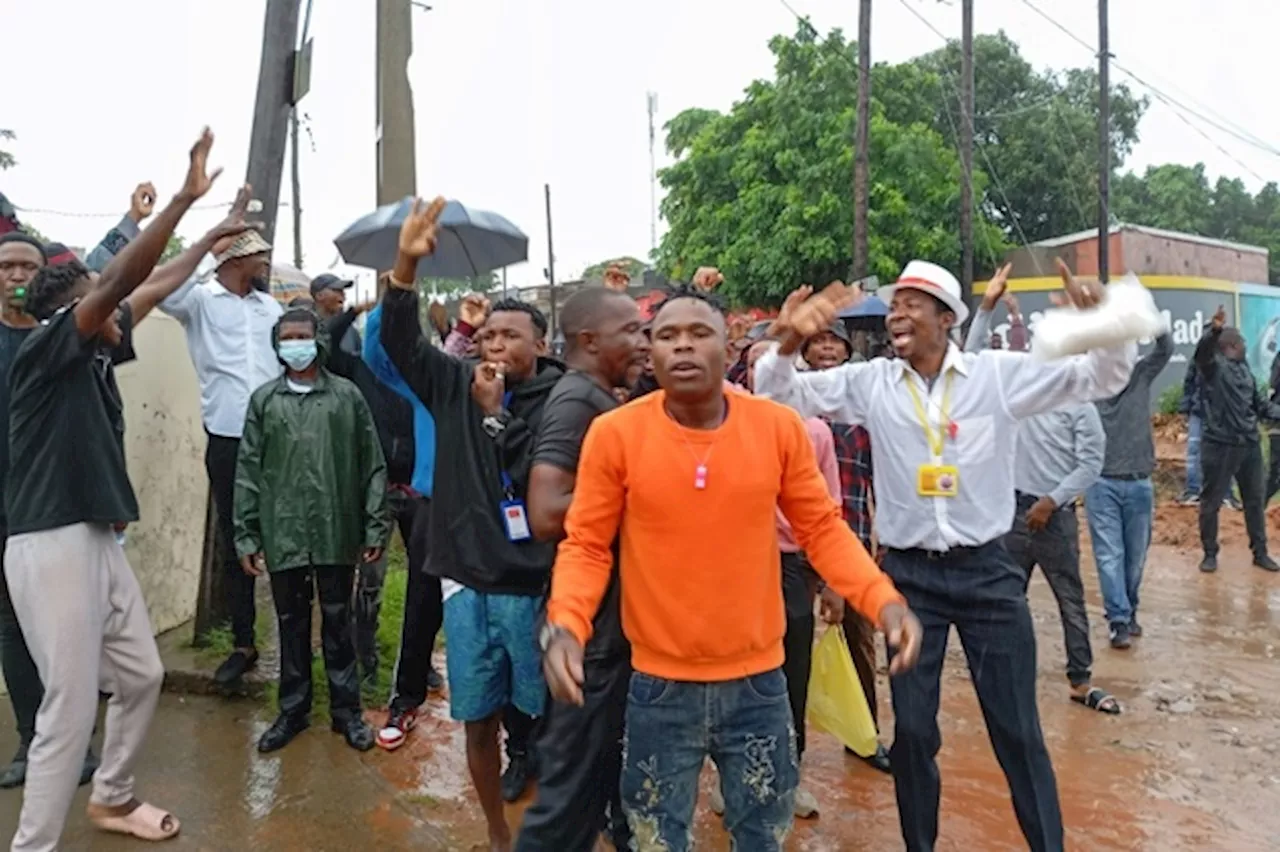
[310,273,354,296]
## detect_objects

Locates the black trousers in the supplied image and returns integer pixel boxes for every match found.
[779,551,817,757]
[270,566,361,721]
[206,433,257,648]
[1003,494,1093,687]
[515,652,631,852]
[1200,438,1269,559]
[387,496,444,713]
[1267,433,1280,504]
[883,542,1063,852]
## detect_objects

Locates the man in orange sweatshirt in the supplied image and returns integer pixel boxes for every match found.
[542,285,922,850]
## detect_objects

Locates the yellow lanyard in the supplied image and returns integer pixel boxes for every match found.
[904,371,954,460]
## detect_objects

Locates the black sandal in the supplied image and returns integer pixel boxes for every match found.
[1071,687,1121,715]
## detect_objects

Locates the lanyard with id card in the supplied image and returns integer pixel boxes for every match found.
[905,371,959,498]
[494,390,532,541]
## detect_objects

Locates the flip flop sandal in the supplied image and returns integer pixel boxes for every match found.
[88,799,180,841]
[1071,687,1122,715]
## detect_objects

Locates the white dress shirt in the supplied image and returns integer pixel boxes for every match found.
[754,341,1136,551]
[161,274,283,439]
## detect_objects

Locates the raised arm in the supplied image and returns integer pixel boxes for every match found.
[380,197,468,410]
[74,129,222,339]
[127,184,256,325]
[1195,307,1226,381]
[83,183,153,273]
[1133,331,1174,382]
[964,306,994,353]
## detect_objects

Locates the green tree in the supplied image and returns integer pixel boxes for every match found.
[161,235,186,263]
[0,129,15,171]
[582,256,647,280]
[1112,163,1213,234]
[656,25,1006,306]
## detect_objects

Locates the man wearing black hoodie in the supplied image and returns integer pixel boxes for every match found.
[380,198,562,852]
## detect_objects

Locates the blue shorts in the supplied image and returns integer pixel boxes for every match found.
[442,586,546,722]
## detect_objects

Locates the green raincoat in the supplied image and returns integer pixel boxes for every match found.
[233,325,391,572]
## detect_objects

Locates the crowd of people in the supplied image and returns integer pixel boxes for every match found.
[0,128,1275,852]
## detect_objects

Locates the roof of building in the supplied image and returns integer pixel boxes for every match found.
[1029,222,1268,256]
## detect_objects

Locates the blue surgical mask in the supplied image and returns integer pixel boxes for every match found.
[279,339,318,371]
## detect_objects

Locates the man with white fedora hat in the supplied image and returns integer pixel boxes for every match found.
[756,258,1141,852]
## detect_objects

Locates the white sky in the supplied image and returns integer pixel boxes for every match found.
[4,0,1278,300]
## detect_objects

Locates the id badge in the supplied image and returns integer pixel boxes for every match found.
[917,464,959,498]
[500,499,532,541]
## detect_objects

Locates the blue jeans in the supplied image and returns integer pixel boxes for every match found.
[620,669,798,851]
[1185,414,1202,494]
[1085,477,1154,626]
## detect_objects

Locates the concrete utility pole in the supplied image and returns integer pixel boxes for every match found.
[853,0,871,280]
[958,0,975,302]
[196,0,302,642]
[376,0,418,207]
[1098,0,1111,283]
[244,0,303,248]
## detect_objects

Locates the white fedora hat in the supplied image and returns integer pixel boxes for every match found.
[879,260,969,324]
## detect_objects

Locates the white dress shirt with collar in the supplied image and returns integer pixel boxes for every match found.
[754,341,1136,551]
[161,273,284,439]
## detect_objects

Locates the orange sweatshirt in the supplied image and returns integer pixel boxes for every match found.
[547,390,903,683]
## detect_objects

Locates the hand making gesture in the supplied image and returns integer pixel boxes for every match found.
[472,361,506,417]
[206,184,261,249]
[459,294,491,328]
[180,128,222,202]
[772,280,861,342]
[399,196,447,260]
[691,266,724,292]
[1051,257,1104,311]
[128,182,157,223]
[603,263,630,293]
[980,262,1014,313]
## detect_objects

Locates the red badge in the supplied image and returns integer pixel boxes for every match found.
[947,420,959,441]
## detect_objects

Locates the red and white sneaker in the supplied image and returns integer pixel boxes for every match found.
[376,707,419,751]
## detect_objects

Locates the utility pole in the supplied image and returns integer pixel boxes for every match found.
[288,0,314,271]
[1098,0,1111,283]
[376,0,418,208]
[853,0,871,280]
[647,92,659,257]
[243,0,302,248]
[196,0,302,644]
[545,183,557,336]
[958,0,975,302]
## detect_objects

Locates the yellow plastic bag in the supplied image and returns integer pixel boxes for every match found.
[806,625,879,757]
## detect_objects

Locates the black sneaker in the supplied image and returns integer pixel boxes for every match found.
[1175,492,1199,506]
[1226,496,1243,511]
[501,752,532,802]
[1254,555,1280,573]
[214,649,259,686]
[1128,618,1143,638]
[0,742,29,789]
[332,715,375,752]
[78,747,99,787]
[1109,622,1131,650]
[426,665,445,693]
[1199,555,1219,573]
[257,714,309,753]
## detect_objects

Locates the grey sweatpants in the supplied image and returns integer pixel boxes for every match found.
[4,523,164,852]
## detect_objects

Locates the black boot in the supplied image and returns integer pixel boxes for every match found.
[258,714,310,753]
[332,715,375,752]
[0,742,29,789]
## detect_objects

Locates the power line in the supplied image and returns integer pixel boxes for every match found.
[14,199,291,219]
[1017,0,1280,161]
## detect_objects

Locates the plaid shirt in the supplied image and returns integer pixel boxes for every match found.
[827,421,874,550]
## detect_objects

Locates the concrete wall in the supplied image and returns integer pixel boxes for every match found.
[115,313,206,635]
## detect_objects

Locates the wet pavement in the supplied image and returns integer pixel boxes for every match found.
[3,507,1279,850]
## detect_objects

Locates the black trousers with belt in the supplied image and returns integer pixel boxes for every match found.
[883,541,1063,852]
[515,650,631,851]
[270,565,362,722]
[206,433,257,648]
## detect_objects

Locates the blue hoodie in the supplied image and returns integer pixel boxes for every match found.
[362,305,436,497]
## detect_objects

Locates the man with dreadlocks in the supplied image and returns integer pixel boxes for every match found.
[234,307,390,755]
[541,282,920,851]
[4,128,231,850]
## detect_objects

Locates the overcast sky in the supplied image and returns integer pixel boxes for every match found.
[4,0,1277,298]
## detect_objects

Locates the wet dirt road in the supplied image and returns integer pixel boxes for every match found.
[2,505,1277,850]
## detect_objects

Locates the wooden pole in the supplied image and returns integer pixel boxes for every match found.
[853,0,871,280]
[1098,0,1111,283]
[959,0,975,301]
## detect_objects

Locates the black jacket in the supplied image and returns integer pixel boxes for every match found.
[326,309,416,486]
[380,286,563,595]
[1194,326,1280,446]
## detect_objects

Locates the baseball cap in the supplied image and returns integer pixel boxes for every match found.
[310,273,354,296]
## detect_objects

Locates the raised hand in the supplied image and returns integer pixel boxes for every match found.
[789,281,860,339]
[1002,291,1021,319]
[460,293,491,327]
[181,127,222,201]
[1212,304,1227,330]
[128,182,157,223]
[603,263,630,292]
[692,266,724,292]
[1052,257,1103,311]
[205,184,262,246]
[399,196,447,260]
[981,262,1013,312]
